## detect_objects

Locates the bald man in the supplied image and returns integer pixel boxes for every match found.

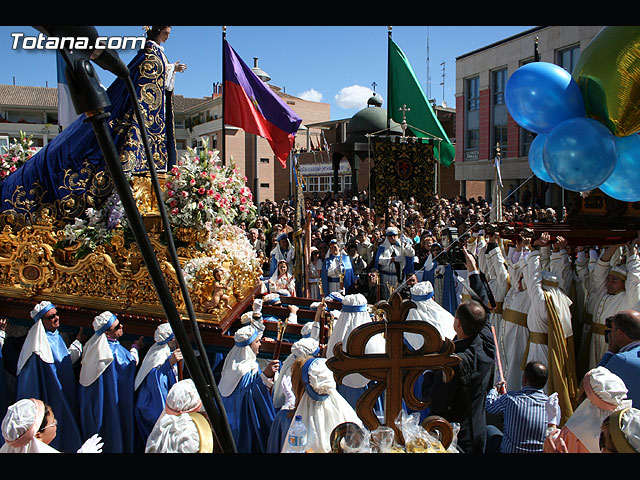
[598,309,640,408]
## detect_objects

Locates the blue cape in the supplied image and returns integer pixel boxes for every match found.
[321,253,355,294]
[77,340,137,453]
[221,369,276,454]
[15,330,83,453]
[134,356,177,447]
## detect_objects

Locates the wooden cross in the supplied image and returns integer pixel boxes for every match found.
[325,291,460,444]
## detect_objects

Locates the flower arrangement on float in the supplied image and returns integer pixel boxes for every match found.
[0,131,37,179]
[165,138,262,303]
[163,138,257,235]
[57,192,132,259]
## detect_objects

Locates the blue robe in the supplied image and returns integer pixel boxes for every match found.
[221,369,276,454]
[266,408,294,453]
[441,265,460,315]
[78,339,137,453]
[421,259,437,285]
[15,330,83,453]
[269,246,294,277]
[0,40,174,224]
[0,345,10,448]
[134,356,177,446]
[321,254,355,294]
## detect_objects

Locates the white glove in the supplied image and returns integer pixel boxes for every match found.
[281,375,296,410]
[546,392,561,426]
[77,434,104,453]
[424,253,433,272]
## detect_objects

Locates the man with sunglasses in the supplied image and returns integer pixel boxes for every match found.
[78,311,144,453]
[13,301,86,453]
[598,310,640,408]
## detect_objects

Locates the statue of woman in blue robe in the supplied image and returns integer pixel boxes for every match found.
[0,26,185,226]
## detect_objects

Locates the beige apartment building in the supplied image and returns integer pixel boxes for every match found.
[0,76,330,205]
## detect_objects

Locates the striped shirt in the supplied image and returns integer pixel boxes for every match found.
[485,386,549,453]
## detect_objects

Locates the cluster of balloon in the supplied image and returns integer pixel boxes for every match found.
[505,26,640,201]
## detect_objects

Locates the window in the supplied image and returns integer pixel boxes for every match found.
[319,176,332,192]
[521,130,536,158]
[466,128,479,151]
[557,45,580,73]
[342,175,352,193]
[306,176,319,192]
[493,125,508,157]
[466,77,479,111]
[260,157,270,163]
[492,68,507,106]
[0,136,8,153]
[260,182,270,188]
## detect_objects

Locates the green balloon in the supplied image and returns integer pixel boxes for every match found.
[572,26,640,137]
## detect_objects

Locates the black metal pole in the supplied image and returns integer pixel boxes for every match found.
[123,76,236,453]
[222,26,227,167]
[53,42,237,452]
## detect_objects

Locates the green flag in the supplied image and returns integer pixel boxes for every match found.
[388,37,455,166]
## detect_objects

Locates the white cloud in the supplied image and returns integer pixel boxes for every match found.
[298,88,323,102]
[334,84,380,110]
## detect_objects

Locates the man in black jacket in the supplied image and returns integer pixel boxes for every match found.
[422,245,496,453]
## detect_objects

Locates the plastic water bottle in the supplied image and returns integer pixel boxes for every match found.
[287,415,307,453]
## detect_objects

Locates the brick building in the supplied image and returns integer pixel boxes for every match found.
[454,25,604,208]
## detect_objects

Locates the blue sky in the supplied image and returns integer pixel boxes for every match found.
[1,25,536,121]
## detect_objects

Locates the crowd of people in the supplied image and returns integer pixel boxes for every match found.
[240,190,640,454]
[2,189,640,454]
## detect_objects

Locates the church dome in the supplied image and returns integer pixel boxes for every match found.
[346,95,402,140]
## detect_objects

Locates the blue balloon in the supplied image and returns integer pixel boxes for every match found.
[505,62,586,134]
[543,117,617,192]
[599,134,640,202]
[528,134,554,183]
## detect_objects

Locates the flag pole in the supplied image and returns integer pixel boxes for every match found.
[387,26,392,134]
[221,26,227,166]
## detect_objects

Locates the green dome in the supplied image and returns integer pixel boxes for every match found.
[346,105,402,138]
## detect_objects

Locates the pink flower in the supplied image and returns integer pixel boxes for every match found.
[165,181,173,189]
[206,189,214,196]
[168,190,175,197]
[171,167,180,175]
[190,179,196,186]
[198,187,205,195]
[239,205,246,212]
[171,207,179,214]
[170,199,178,207]
[198,202,204,209]
[240,196,247,204]
[214,193,221,201]
[9,166,16,173]
[200,171,208,177]
[216,218,222,224]
[181,191,189,198]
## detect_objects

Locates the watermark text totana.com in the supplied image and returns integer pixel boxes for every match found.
[10,32,145,51]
